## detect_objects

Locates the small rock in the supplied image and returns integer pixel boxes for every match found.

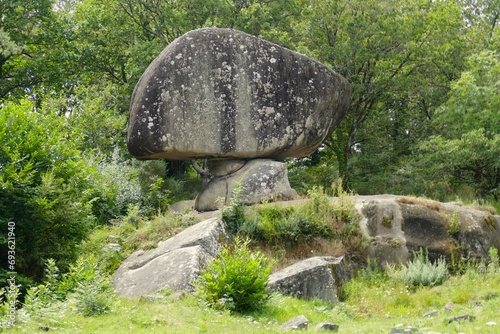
[104,243,121,252]
[390,327,417,334]
[423,310,438,317]
[315,322,339,332]
[447,314,476,324]
[170,291,188,300]
[281,315,309,330]
[486,321,497,326]
[39,326,50,332]
[444,303,454,312]
[139,295,169,303]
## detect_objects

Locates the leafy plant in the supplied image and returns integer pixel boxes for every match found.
[195,237,273,313]
[0,100,96,279]
[390,249,449,288]
[220,182,246,236]
[447,211,460,237]
[487,247,499,273]
[22,255,113,323]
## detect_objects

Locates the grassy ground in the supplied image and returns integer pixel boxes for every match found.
[3,194,498,333]
[5,266,499,334]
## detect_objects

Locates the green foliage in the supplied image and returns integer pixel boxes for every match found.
[22,256,113,324]
[412,129,500,200]
[1,225,499,333]
[447,211,460,237]
[487,247,499,273]
[390,249,449,289]
[434,51,500,138]
[229,182,362,255]
[296,0,466,186]
[245,204,332,247]
[403,51,500,201]
[339,258,387,302]
[46,83,128,155]
[0,100,96,278]
[287,157,339,196]
[70,258,112,317]
[79,209,200,275]
[0,280,20,329]
[0,0,58,99]
[195,237,273,313]
[220,183,246,236]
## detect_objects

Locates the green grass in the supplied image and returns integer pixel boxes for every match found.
[3,189,498,333]
[5,266,499,333]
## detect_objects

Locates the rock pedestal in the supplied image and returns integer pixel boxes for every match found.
[195,159,297,211]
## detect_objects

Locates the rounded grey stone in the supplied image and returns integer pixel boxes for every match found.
[127,27,352,160]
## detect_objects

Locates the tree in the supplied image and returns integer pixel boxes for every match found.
[461,0,500,50]
[0,100,97,279]
[407,51,500,200]
[433,51,500,138]
[294,0,467,189]
[0,0,57,100]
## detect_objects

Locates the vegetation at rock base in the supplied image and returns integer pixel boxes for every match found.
[195,237,273,313]
[0,233,498,333]
[219,182,365,269]
[388,249,449,289]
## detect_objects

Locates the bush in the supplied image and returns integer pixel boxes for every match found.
[245,204,332,247]
[254,184,360,245]
[220,183,246,235]
[390,249,449,288]
[195,237,273,313]
[0,100,96,279]
[22,256,113,323]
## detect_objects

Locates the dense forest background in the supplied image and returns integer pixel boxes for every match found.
[1,0,499,283]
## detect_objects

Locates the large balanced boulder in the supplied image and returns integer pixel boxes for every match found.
[113,217,227,297]
[127,27,352,210]
[127,27,352,160]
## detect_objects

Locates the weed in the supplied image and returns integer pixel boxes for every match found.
[390,249,449,289]
[485,214,496,230]
[220,182,246,236]
[382,215,393,228]
[195,237,273,313]
[487,247,499,273]
[447,211,460,237]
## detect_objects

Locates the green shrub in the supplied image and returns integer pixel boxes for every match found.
[195,237,273,313]
[390,249,449,288]
[234,182,361,251]
[0,100,96,279]
[220,183,246,235]
[244,204,332,247]
[73,279,111,317]
[22,255,113,322]
[488,247,499,273]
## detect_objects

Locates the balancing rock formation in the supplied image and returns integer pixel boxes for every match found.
[127,27,352,211]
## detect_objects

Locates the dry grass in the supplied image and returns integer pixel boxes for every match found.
[396,196,442,211]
